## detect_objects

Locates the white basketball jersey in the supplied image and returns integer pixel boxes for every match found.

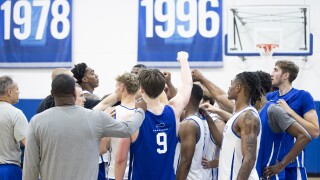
[174,115,205,180]
[108,105,135,179]
[202,113,220,180]
[218,106,261,180]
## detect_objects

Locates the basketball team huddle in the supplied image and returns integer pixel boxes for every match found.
[0,51,318,180]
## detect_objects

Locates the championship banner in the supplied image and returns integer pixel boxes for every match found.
[138,0,222,68]
[0,0,72,68]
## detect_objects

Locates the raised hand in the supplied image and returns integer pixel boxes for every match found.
[177,51,189,62]
[163,71,172,85]
[192,69,205,82]
[200,102,216,114]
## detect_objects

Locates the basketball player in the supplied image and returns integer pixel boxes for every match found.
[117,51,192,180]
[72,62,100,101]
[108,72,139,180]
[201,71,262,179]
[254,71,311,179]
[266,60,319,179]
[174,84,205,180]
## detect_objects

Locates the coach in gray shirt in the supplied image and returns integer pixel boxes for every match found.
[23,74,146,180]
[0,76,28,179]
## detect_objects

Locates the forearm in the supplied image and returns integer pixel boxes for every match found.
[281,134,311,166]
[102,109,145,137]
[200,78,224,99]
[166,83,177,100]
[176,162,192,180]
[289,111,319,138]
[178,60,193,102]
[237,158,256,180]
[215,108,231,122]
[205,115,223,147]
[93,93,118,110]
[115,160,127,180]
[201,78,234,113]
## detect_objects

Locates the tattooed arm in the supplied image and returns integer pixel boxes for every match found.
[236,110,260,180]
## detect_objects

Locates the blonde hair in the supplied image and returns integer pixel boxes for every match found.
[115,72,139,95]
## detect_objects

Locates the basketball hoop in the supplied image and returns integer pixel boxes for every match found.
[256,44,279,58]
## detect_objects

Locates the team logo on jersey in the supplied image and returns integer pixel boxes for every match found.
[153,123,168,132]
[156,123,166,128]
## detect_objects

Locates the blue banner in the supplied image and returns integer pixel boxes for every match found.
[138,0,222,68]
[0,0,72,68]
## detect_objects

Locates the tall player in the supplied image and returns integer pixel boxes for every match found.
[267,60,319,179]
[254,71,311,179]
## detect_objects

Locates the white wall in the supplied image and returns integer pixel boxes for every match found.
[1,0,319,101]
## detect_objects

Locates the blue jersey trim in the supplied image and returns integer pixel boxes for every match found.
[119,104,136,110]
[230,149,235,180]
[231,117,241,139]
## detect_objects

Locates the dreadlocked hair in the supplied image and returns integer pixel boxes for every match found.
[236,71,262,105]
[255,71,272,95]
[71,63,87,84]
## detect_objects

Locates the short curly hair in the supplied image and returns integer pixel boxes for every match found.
[71,63,87,84]
[115,72,139,95]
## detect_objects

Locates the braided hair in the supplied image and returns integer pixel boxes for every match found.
[255,71,272,95]
[71,63,87,84]
[235,71,262,105]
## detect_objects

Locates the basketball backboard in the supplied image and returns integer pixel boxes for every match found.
[225,5,313,57]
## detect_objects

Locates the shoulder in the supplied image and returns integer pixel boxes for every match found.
[267,103,290,122]
[267,103,285,115]
[297,89,313,98]
[4,103,25,116]
[238,109,260,125]
[179,119,200,136]
[266,90,278,97]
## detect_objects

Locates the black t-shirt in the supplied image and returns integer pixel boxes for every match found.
[84,99,101,109]
[37,95,55,114]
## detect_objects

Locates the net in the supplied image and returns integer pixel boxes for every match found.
[256,44,279,58]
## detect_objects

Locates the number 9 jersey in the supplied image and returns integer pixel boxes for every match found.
[129,105,178,180]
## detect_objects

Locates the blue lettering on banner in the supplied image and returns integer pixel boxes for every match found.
[0,0,72,68]
[138,0,223,68]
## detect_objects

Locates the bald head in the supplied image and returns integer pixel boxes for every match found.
[51,68,73,80]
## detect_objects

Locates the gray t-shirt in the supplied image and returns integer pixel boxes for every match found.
[23,105,145,180]
[0,102,28,166]
[267,104,295,133]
